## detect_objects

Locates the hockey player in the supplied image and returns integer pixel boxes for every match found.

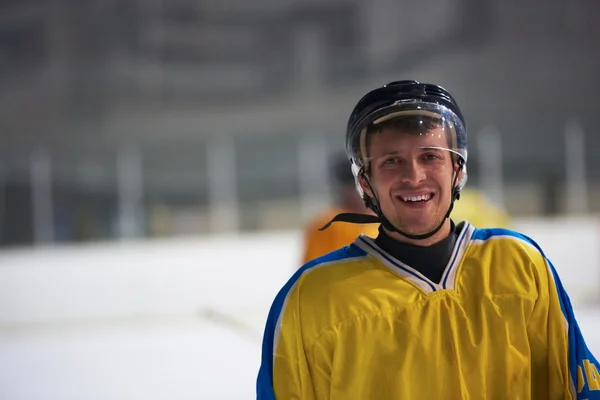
[301,153,379,264]
[256,80,600,399]
[451,187,512,228]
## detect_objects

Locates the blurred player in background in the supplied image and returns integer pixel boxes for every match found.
[257,80,599,399]
[452,187,512,228]
[301,153,379,264]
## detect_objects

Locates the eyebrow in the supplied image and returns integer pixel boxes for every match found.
[369,150,400,159]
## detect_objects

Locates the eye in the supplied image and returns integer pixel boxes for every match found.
[382,157,399,165]
[422,153,441,161]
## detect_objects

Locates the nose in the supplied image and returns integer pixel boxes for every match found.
[399,159,426,185]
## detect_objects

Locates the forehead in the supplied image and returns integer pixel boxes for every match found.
[368,126,450,155]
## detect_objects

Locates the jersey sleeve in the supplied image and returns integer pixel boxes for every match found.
[256,274,317,400]
[527,248,600,399]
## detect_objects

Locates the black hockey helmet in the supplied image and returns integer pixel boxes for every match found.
[346,80,467,175]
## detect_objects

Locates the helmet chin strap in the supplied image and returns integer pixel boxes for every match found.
[361,168,461,241]
[319,162,464,243]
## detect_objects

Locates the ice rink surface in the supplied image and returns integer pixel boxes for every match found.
[0,307,598,400]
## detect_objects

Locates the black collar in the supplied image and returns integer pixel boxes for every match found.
[374,220,460,284]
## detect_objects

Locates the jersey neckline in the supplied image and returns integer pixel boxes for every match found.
[353,222,476,293]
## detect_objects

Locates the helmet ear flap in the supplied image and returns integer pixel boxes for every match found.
[353,166,384,216]
[457,164,468,191]
[350,159,366,198]
[452,159,468,203]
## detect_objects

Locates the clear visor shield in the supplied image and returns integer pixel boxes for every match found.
[348,102,468,193]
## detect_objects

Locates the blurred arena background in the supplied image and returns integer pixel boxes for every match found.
[0,0,599,398]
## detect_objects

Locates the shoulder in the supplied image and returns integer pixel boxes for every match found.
[266,243,372,337]
[277,244,371,301]
[297,244,372,290]
[469,226,547,265]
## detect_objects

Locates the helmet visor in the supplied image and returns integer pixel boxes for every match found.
[347,101,467,172]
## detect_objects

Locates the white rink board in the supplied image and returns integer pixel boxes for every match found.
[0,231,302,326]
[0,217,599,399]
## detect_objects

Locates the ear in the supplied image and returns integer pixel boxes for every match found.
[455,165,463,180]
[357,174,373,198]
[453,163,468,190]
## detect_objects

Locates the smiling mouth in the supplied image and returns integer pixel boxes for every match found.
[397,193,435,203]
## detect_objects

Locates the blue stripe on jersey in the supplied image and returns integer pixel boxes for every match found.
[546,257,600,398]
[256,245,368,400]
[358,236,437,292]
[472,228,600,398]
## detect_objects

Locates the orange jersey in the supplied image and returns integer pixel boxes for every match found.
[302,208,379,264]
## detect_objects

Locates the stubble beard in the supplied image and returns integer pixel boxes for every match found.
[387,202,449,237]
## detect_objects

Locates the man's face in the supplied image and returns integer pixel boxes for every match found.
[362,126,459,236]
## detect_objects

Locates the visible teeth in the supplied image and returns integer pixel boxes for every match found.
[403,194,431,202]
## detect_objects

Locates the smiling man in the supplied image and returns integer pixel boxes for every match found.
[256,80,600,399]
[364,113,457,246]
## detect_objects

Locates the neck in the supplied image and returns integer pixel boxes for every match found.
[383,218,452,247]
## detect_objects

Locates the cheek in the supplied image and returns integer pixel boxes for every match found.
[438,173,456,198]
[371,172,396,194]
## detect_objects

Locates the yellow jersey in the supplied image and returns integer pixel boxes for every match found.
[257,223,600,399]
[301,207,379,264]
